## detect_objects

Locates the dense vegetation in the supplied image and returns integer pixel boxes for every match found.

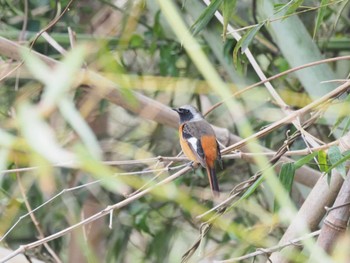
[0,0,349,262]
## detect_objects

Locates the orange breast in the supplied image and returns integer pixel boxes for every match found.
[179,127,198,162]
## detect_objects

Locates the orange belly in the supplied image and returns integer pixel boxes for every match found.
[180,135,198,163]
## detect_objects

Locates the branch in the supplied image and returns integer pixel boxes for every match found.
[315,168,350,252]
[268,132,350,262]
[0,166,192,263]
[0,36,322,187]
[215,230,321,263]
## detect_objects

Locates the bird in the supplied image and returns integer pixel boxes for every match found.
[173,105,222,197]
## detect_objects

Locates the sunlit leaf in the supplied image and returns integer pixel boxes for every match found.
[76,146,128,194]
[191,0,224,36]
[0,129,15,148]
[327,145,346,178]
[22,45,87,112]
[18,103,76,164]
[129,34,145,48]
[21,48,51,84]
[318,150,328,172]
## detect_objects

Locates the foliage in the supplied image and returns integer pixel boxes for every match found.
[0,0,350,262]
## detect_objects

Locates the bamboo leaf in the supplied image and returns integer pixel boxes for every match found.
[329,94,350,136]
[22,45,86,112]
[313,0,329,38]
[318,150,328,172]
[18,103,76,164]
[294,151,318,169]
[285,0,304,17]
[274,163,295,212]
[191,0,224,36]
[241,22,265,53]
[59,98,102,160]
[233,23,264,68]
[327,145,346,178]
[240,174,266,200]
[222,0,237,40]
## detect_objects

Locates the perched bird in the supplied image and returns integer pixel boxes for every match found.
[173,105,222,197]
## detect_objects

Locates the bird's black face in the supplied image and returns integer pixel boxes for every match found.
[173,107,194,123]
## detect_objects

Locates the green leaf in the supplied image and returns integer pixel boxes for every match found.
[279,163,296,191]
[129,34,144,48]
[294,151,318,169]
[233,23,264,67]
[222,0,237,40]
[240,166,277,200]
[241,22,265,53]
[274,162,295,212]
[327,145,346,178]
[313,0,329,38]
[318,150,328,172]
[240,174,265,200]
[326,148,350,178]
[285,0,304,17]
[329,94,350,136]
[191,0,224,36]
[274,0,303,16]
[342,117,350,136]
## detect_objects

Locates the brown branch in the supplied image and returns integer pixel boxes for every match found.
[315,140,350,253]
[268,132,350,262]
[0,166,192,263]
[0,36,321,188]
[184,119,316,262]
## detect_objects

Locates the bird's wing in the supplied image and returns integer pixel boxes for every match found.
[182,122,206,167]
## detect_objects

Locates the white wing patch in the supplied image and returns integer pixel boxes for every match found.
[187,137,198,153]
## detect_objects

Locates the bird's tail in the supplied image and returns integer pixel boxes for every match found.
[206,166,220,197]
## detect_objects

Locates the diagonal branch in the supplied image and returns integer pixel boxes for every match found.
[0,36,322,187]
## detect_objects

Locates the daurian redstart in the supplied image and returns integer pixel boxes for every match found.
[173,105,221,197]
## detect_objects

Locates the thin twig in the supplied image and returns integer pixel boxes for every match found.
[202,0,317,150]
[0,165,192,263]
[204,56,350,117]
[0,165,185,242]
[0,0,75,82]
[214,230,321,262]
[185,116,318,262]
[0,156,188,175]
[225,0,343,35]
[15,162,62,263]
[222,80,350,154]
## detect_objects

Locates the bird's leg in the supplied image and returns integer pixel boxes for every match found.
[188,161,199,173]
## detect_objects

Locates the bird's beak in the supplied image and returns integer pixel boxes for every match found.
[172,108,179,113]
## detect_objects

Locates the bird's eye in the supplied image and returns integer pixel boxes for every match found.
[184,109,189,113]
